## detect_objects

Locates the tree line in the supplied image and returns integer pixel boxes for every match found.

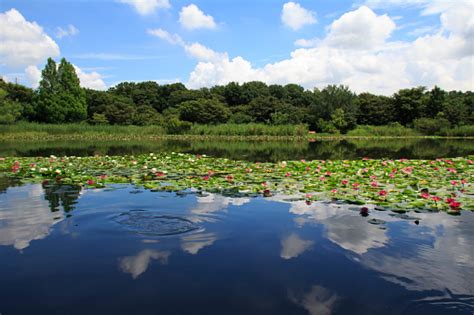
[1,57,473,134]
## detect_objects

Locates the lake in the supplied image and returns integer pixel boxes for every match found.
[1,139,473,314]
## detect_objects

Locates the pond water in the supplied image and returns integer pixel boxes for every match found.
[0,182,473,315]
[1,138,474,161]
[1,141,473,314]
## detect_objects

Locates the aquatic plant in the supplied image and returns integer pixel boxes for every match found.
[1,153,473,212]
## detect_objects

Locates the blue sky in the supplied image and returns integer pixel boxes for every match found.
[0,0,472,94]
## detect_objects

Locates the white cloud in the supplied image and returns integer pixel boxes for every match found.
[281,2,317,31]
[0,8,60,69]
[181,5,473,95]
[147,28,185,45]
[184,42,227,61]
[179,4,217,30]
[25,65,41,88]
[119,0,170,15]
[73,65,107,90]
[294,37,320,48]
[56,24,79,39]
[325,6,396,50]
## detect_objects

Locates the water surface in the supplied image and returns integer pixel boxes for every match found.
[1,183,473,314]
[1,138,473,161]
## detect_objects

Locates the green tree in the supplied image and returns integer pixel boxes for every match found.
[425,86,446,118]
[393,87,427,125]
[310,85,357,131]
[247,96,283,123]
[0,88,23,124]
[179,98,230,124]
[34,58,87,123]
[356,93,395,125]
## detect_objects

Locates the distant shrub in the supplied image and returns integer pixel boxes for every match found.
[439,125,474,137]
[413,117,450,135]
[347,123,419,137]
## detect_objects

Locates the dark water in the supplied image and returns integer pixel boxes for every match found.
[1,138,473,161]
[1,182,473,315]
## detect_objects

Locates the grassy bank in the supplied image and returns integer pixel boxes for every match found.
[1,122,473,141]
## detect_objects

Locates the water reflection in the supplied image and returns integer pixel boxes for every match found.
[275,198,388,254]
[0,185,65,250]
[289,285,339,315]
[2,138,473,161]
[181,232,218,255]
[119,249,171,279]
[280,233,314,260]
[359,212,474,296]
[1,183,474,314]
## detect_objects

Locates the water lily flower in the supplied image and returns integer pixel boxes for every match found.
[151,168,157,173]
[319,176,326,181]
[131,160,137,165]
[449,201,461,210]
[447,168,457,173]
[55,169,61,174]
[325,171,332,176]
[467,159,473,165]
[461,179,467,185]
[202,175,210,181]
[261,181,268,187]
[370,181,378,187]
[263,189,272,197]
[280,161,287,168]
[353,183,360,189]
[360,207,369,216]
[331,189,338,193]
[87,179,95,185]
[341,179,349,185]
[450,180,458,186]
[226,175,234,181]
[389,173,395,178]
[446,198,456,203]
[156,172,165,177]
[370,175,377,180]
[378,190,388,196]
[431,196,441,202]
[245,168,252,173]
[99,175,107,180]
[401,167,413,175]
[305,193,312,199]
[420,192,430,199]
[285,172,291,177]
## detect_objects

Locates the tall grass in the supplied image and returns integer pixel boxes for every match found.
[346,124,419,137]
[438,125,474,137]
[0,122,166,136]
[188,123,308,136]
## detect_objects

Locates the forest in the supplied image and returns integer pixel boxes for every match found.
[1,57,473,135]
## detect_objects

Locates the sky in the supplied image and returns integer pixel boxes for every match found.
[0,0,473,95]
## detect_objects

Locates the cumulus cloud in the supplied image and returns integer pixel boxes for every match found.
[281,2,317,31]
[181,5,472,94]
[25,65,42,88]
[0,8,60,69]
[325,6,396,49]
[56,24,79,39]
[179,4,217,30]
[119,0,170,15]
[74,65,107,90]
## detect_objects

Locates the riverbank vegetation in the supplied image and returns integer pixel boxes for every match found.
[1,57,473,137]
